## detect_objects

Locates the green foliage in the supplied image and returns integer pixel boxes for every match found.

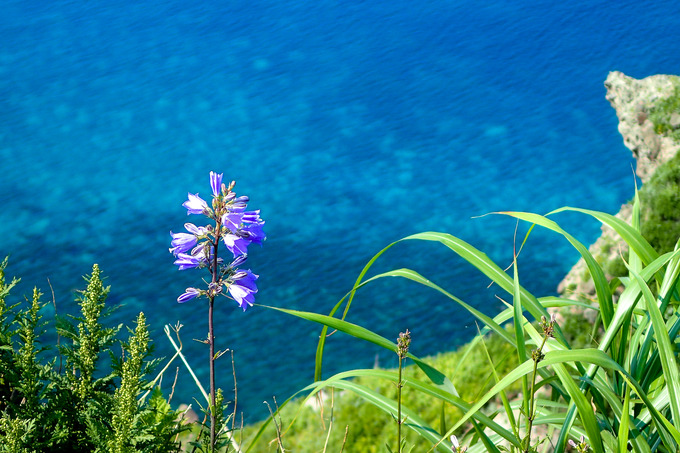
[0,262,184,452]
[639,151,680,254]
[243,332,518,452]
[597,152,680,278]
[649,77,680,142]
[110,312,151,453]
[245,201,680,452]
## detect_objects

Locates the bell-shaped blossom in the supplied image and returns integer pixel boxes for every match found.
[178,287,201,303]
[242,221,265,245]
[228,270,258,311]
[169,232,198,256]
[210,171,223,197]
[223,233,250,257]
[221,209,266,256]
[242,210,262,223]
[222,212,243,231]
[184,222,208,236]
[173,252,203,270]
[183,193,209,215]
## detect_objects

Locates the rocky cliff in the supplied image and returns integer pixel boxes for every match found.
[558,71,680,299]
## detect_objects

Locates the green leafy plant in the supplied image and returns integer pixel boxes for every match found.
[0,262,184,452]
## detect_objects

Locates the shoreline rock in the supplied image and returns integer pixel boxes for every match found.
[558,71,680,299]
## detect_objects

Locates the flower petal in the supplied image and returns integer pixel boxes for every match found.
[182,193,209,215]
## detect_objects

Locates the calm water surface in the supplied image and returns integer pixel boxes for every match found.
[1,0,678,418]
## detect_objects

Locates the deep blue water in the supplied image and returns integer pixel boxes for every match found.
[1,0,678,420]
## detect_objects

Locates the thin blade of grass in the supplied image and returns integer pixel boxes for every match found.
[547,206,658,267]
[497,211,613,328]
[470,418,502,453]
[619,384,631,453]
[313,230,541,384]
[262,305,457,395]
[478,325,518,438]
[329,380,451,452]
[403,232,549,322]
[364,268,513,345]
[511,254,530,429]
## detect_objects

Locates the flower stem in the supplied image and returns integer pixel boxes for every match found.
[397,354,403,453]
[209,295,216,452]
[209,230,221,453]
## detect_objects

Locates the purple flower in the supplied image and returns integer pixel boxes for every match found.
[183,193,209,215]
[242,221,265,244]
[223,233,251,257]
[184,222,208,236]
[173,252,203,270]
[210,171,223,197]
[221,209,266,256]
[222,212,243,231]
[169,232,198,256]
[241,210,262,224]
[170,173,265,309]
[178,287,201,303]
[231,196,249,210]
[228,270,258,311]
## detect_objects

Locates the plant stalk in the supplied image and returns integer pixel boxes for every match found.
[397,354,403,453]
[523,334,548,452]
[209,230,221,453]
[209,296,216,452]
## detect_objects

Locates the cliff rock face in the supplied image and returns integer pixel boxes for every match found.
[558,72,680,299]
[605,71,680,182]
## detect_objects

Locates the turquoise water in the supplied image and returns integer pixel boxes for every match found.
[1,0,678,419]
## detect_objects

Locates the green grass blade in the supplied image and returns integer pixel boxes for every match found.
[470,418,502,453]
[329,379,451,452]
[512,255,530,428]
[262,305,457,395]
[595,250,679,358]
[313,230,544,383]
[497,211,613,328]
[548,206,658,266]
[478,326,518,438]
[363,268,514,345]
[619,384,631,453]
[402,232,549,321]
[445,350,609,446]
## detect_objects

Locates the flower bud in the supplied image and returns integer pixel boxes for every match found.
[231,270,249,280]
[229,254,248,269]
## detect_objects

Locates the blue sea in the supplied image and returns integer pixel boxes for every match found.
[1,0,678,420]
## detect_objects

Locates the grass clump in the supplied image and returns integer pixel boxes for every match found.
[242,331,519,452]
[245,194,680,452]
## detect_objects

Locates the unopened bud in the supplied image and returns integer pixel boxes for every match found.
[231,270,248,280]
[230,254,248,268]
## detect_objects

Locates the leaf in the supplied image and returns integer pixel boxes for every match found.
[497,211,613,328]
[262,305,457,395]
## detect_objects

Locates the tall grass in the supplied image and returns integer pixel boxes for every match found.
[248,192,680,452]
